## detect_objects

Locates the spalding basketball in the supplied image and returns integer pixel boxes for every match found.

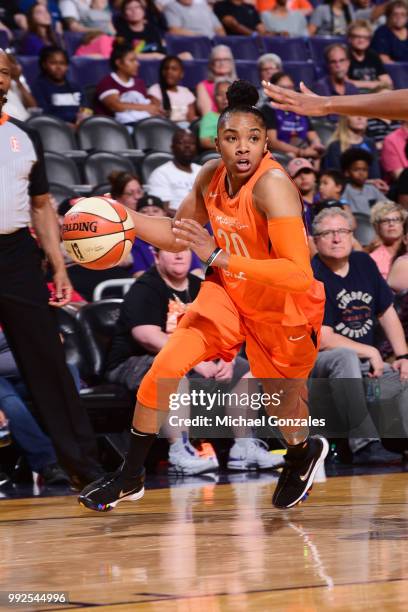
[61,196,136,270]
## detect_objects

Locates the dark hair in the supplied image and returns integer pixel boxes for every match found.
[392,216,408,262]
[159,55,183,113]
[108,171,142,199]
[319,169,346,191]
[218,80,266,130]
[39,46,68,72]
[385,0,408,18]
[340,147,372,172]
[27,3,58,46]
[269,71,293,86]
[121,0,144,15]
[109,40,134,71]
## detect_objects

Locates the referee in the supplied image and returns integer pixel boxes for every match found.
[0,50,103,488]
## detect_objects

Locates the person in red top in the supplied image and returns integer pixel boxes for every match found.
[79,80,328,513]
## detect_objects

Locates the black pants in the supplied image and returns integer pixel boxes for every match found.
[0,229,100,479]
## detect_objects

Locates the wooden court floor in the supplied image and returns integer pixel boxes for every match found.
[0,473,407,612]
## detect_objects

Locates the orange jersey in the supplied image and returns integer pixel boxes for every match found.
[204,153,325,328]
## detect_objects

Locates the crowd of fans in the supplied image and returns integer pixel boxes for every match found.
[1,0,408,486]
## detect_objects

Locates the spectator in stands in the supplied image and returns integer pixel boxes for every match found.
[313,44,359,122]
[256,0,313,17]
[199,79,230,150]
[31,47,88,125]
[354,0,387,28]
[59,0,95,32]
[261,72,324,162]
[114,0,165,59]
[369,201,407,278]
[257,52,282,104]
[323,115,381,178]
[147,129,201,214]
[287,157,318,233]
[196,45,237,116]
[165,0,225,38]
[82,0,115,34]
[148,56,196,125]
[19,3,60,56]
[94,42,161,118]
[388,216,408,290]
[371,0,408,62]
[309,0,355,36]
[394,148,408,207]
[311,206,408,464]
[319,168,348,205]
[347,20,393,91]
[74,30,114,58]
[214,0,266,36]
[261,0,308,37]
[109,170,144,210]
[380,121,408,180]
[104,248,280,473]
[365,89,401,149]
[3,53,37,121]
[341,148,384,216]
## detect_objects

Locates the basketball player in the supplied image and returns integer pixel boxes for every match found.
[79,80,328,512]
[262,81,408,121]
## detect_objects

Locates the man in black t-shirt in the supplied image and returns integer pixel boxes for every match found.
[106,248,283,473]
[347,20,393,91]
[214,0,265,36]
[310,206,408,463]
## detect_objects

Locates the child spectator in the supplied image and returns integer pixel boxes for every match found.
[31,46,87,124]
[323,115,381,178]
[94,42,161,118]
[341,148,384,217]
[318,169,347,204]
[148,56,196,125]
[287,157,318,233]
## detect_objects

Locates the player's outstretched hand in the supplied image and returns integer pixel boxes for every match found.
[49,269,73,307]
[262,80,329,117]
[173,219,216,262]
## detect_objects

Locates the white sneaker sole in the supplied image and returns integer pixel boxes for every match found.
[168,462,218,476]
[109,487,145,508]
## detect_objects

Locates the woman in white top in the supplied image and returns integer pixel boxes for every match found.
[148,56,196,124]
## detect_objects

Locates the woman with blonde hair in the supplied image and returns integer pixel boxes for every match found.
[196,45,237,116]
[323,115,381,178]
[369,201,407,279]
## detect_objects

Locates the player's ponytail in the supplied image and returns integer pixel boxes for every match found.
[218,80,266,130]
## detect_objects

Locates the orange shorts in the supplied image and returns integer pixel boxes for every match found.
[137,279,320,410]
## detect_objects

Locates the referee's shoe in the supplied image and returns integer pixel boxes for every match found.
[272,436,329,509]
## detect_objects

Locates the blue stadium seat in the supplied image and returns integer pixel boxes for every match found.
[213,35,262,60]
[138,60,161,87]
[18,56,40,87]
[181,60,209,89]
[308,36,346,63]
[0,30,9,50]
[64,31,85,56]
[261,37,310,62]
[385,63,408,89]
[165,35,212,59]
[70,57,110,88]
[283,61,316,88]
[236,61,259,84]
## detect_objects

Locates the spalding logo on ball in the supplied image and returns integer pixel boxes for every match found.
[61,196,136,270]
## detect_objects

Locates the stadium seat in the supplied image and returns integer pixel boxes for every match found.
[196,151,221,164]
[308,37,346,63]
[27,114,86,159]
[213,35,262,60]
[141,151,173,183]
[78,116,133,152]
[63,31,85,56]
[0,31,9,50]
[261,37,310,62]
[310,118,336,146]
[181,59,209,89]
[18,55,41,87]
[270,151,291,168]
[44,152,82,186]
[70,57,110,88]
[49,182,77,205]
[236,60,259,84]
[91,183,111,196]
[133,116,178,152]
[283,61,316,88]
[385,63,408,89]
[83,151,134,186]
[138,60,161,87]
[165,35,212,59]
[93,279,136,301]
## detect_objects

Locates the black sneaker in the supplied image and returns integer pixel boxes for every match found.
[78,466,145,512]
[272,436,329,509]
[38,463,70,486]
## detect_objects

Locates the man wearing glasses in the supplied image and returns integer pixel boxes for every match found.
[309,206,408,463]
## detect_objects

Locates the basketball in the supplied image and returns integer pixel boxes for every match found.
[61,196,136,270]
